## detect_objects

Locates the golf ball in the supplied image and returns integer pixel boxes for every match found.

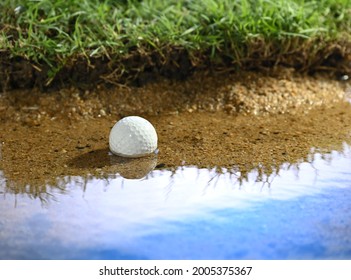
[109,116,158,158]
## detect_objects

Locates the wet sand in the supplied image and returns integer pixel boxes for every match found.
[0,70,350,189]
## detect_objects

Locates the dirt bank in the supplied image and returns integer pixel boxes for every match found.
[0,70,351,191]
[1,69,349,119]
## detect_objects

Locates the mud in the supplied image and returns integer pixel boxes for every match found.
[0,70,351,190]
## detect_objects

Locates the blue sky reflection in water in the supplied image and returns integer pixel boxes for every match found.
[0,145,351,260]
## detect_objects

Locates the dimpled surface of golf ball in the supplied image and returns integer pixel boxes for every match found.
[109,116,158,158]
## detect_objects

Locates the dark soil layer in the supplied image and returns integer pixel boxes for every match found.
[1,41,351,91]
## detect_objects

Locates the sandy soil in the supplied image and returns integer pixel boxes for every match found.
[0,70,350,191]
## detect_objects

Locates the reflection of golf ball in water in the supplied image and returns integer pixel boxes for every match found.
[109,155,158,179]
[109,116,158,158]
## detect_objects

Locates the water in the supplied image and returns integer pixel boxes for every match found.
[0,145,351,260]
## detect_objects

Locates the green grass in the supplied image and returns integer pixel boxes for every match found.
[1,0,351,85]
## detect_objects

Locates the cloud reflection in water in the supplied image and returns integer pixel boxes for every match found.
[0,145,351,259]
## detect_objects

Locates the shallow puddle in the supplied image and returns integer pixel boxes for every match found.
[1,101,351,259]
[0,144,351,259]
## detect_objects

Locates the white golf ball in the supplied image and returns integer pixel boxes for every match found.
[109,116,158,158]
